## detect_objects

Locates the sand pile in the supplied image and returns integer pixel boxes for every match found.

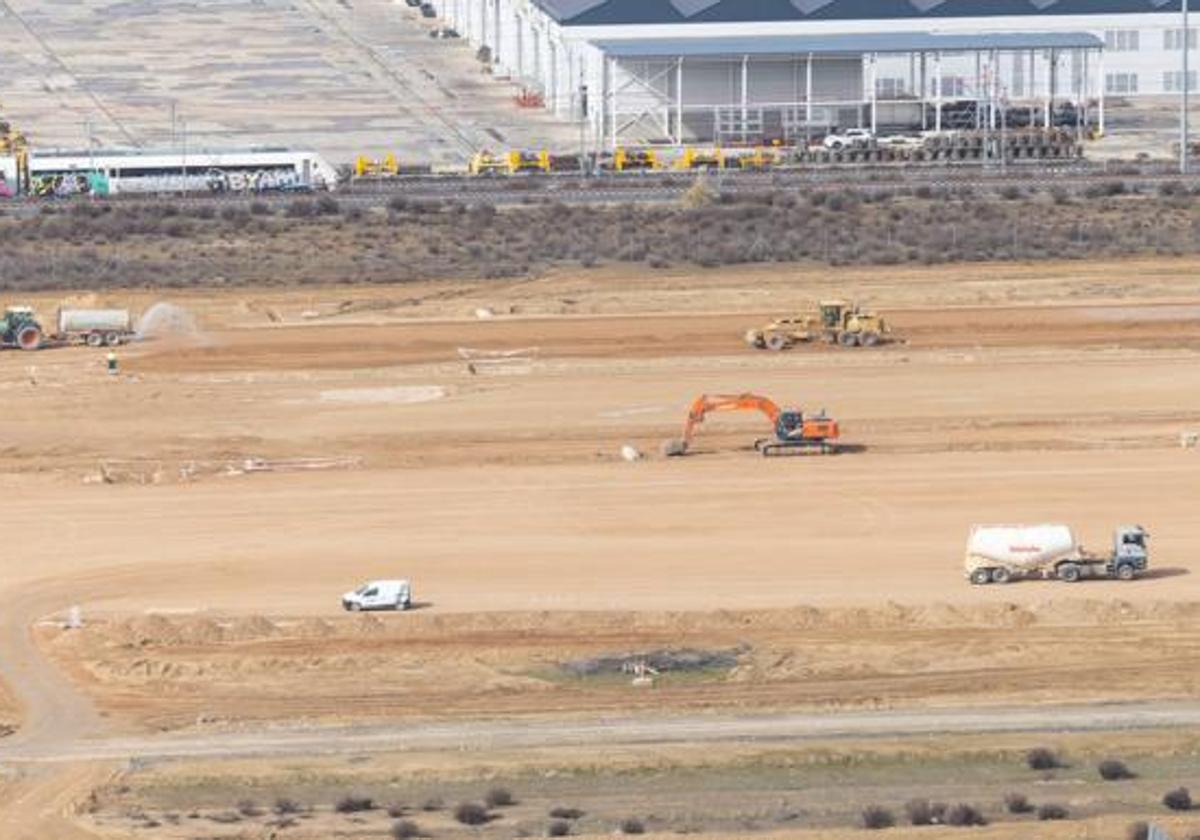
[177,618,225,645]
[224,616,278,642]
[124,615,182,647]
[352,614,386,635]
[293,617,334,639]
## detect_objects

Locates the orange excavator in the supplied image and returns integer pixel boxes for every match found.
[663,393,839,457]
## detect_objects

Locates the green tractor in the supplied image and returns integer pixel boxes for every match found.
[1,306,44,350]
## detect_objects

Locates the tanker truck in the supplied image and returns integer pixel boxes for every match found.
[965,524,1148,585]
[55,308,135,346]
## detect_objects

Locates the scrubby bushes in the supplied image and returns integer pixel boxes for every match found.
[6,188,1200,292]
[485,787,516,808]
[1100,759,1137,780]
[861,805,895,829]
[1004,793,1034,814]
[453,802,492,825]
[391,819,425,838]
[547,819,572,836]
[1163,787,1193,811]
[550,807,585,820]
[905,799,946,825]
[1037,803,1069,821]
[619,818,645,834]
[334,794,374,813]
[1026,748,1063,771]
[944,803,987,826]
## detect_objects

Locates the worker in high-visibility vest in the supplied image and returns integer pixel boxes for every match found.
[106,350,118,376]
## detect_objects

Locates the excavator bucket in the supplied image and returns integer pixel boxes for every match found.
[662,439,689,457]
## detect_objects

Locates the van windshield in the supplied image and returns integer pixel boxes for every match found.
[355,584,372,595]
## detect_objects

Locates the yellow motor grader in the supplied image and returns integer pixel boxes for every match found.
[745,300,891,350]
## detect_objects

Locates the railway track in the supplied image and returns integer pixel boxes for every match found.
[4,161,1198,216]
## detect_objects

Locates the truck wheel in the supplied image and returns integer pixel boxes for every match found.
[765,333,789,352]
[104,332,121,346]
[991,567,1011,584]
[1057,562,1081,583]
[16,325,41,351]
[838,332,860,347]
[86,332,104,348]
[860,332,881,347]
[969,568,992,585]
[1116,563,1136,581]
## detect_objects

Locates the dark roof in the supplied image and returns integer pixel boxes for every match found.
[536,0,1181,25]
[591,31,1103,58]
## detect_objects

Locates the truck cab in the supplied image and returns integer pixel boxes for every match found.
[1110,525,1149,579]
[342,579,412,612]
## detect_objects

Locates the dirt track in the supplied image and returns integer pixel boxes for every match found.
[4,260,1200,835]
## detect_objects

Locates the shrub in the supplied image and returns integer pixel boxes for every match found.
[485,787,516,808]
[1037,804,1069,821]
[316,195,340,216]
[272,798,301,815]
[550,807,585,820]
[1163,787,1192,811]
[285,199,315,218]
[905,799,945,825]
[1128,821,1150,840]
[454,802,491,825]
[391,819,424,839]
[944,804,987,826]
[335,794,375,813]
[1099,759,1136,781]
[235,799,262,817]
[387,804,407,818]
[420,797,443,812]
[1001,185,1023,200]
[1026,748,1062,770]
[249,201,271,216]
[548,819,572,836]
[861,805,895,829]
[619,817,645,834]
[1004,793,1033,814]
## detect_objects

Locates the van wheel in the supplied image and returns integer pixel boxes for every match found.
[991,567,1011,584]
[969,568,992,585]
[349,602,362,611]
[1058,562,1081,583]
[1116,563,1136,581]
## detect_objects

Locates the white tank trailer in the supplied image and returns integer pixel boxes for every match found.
[55,308,135,346]
[965,524,1149,585]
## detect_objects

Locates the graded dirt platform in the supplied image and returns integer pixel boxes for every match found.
[2,258,1200,837]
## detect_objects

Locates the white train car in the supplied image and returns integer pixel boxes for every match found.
[25,147,339,196]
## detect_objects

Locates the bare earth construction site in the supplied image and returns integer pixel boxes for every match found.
[1,260,1200,838]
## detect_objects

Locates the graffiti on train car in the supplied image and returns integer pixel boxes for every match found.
[206,168,311,193]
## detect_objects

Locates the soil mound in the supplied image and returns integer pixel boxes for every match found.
[224,616,278,642]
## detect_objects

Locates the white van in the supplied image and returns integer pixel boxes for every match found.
[341,579,412,611]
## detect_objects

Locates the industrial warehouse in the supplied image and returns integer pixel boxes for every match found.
[431,0,1194,145]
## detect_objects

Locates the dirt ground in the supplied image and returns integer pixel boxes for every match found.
[4,257,1200,836]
